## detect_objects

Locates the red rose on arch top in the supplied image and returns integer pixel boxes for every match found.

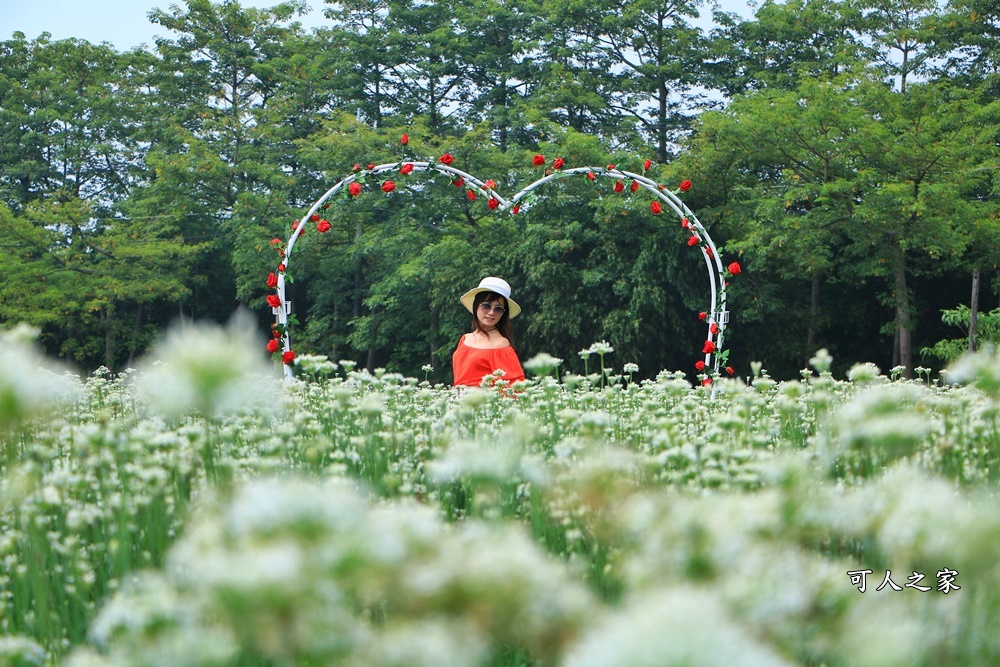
[440,153,455,165]
[679,179,693,192]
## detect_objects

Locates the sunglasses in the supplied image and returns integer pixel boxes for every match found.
[478,302,506,315]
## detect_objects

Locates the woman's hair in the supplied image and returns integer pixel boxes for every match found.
[471,291,515,345]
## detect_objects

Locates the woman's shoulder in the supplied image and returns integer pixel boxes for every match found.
[462,332,511,350]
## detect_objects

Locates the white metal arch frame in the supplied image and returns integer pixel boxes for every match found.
[269,158,730,382]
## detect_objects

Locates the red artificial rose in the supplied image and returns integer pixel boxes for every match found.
[270,238,282,246]
[401,133,409,145]
[553,157,565,170]
[382,180,396,193]
[267,339,280,354]
[710,323,719,335]
[271,327,281,338]
[643,159,653,171]
[728,261,742,276]
[687,236,700,246]
[277,263,286,273]
[267,272,278,288]
[352,163,361,171]
[367,163,376,170]
[452,177,464,187]
[630,181,639,193]
[679,179,693,192]
[488,197,499,210]
[467,189,476,201]
[695,360,705,371]
[440,153,455,165]
[324,202,331,209]
[587,171,596,181]
[349,182,362,196]
[698,311,707,320]
[651,200,662,214]
[702,378,713,387]
[484,179,497,189]
[317,220,331,233]
[681,217,690,228]
[400,163,414,175]
[705,247,713,258]
[266,294,282,308]
[282,350,296,365]
[703,340,716,354]
[512,204,521,215]
[726,366,735,375]
[607,163,616,170]
[533,154,545,166]
[613,180,624,193]
[309,213,320,222]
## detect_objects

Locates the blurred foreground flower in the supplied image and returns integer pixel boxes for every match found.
[948,346,1000,397]
[0,323,80,430]
[134,311,281,419]
[69,477,593,666]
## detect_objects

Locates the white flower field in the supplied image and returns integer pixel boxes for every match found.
[2,321,1000,667]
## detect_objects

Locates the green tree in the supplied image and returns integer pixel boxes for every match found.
[709,0,868,95]
[684,71,1000,376]
[0,197,196,369]
[321,0,402,128]
[139,0,317,317]
[546,0,711,161]
[0,35,145,210]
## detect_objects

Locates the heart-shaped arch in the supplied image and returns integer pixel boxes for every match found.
[266,158,733,383]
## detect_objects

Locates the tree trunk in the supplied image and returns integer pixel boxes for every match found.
[894,264,912,378]
[102,305,115,371]
[807,275,820,355]
[366,316,378,374]
[354,222,364,318]
[429,306,439,370]
[127,302,144,369]
[969,268,980,353]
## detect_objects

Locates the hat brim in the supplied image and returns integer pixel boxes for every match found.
[460,288,521,319]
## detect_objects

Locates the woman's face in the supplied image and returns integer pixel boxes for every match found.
[476,296,507,329]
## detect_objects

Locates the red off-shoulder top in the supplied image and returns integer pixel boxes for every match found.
[452,335,525,387]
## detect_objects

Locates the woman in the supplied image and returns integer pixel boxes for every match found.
[452,276,525,387]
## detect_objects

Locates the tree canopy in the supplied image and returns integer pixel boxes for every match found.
[2,0,999,380]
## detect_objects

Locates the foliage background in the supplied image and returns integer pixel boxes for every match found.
[2,0,1000,380]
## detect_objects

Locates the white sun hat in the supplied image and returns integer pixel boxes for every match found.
[460,276,521,318]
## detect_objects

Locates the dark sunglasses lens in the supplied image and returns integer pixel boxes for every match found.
[479,303,505,314]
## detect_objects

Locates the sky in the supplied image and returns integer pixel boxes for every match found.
[3,0,755,51]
